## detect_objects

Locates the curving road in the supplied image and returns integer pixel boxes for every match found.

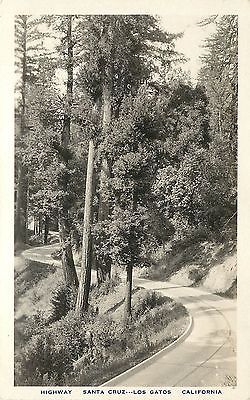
[103,278,236,387]
[22,244,97,282]
[21,245,236,387]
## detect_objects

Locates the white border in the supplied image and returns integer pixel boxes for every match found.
[1,1,250,399]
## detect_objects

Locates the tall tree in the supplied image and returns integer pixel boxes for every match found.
[198,15,238,229]
[25,15,80,288]
[14,15,45,244]
[56,15,79,289]
[76,15,182,285]
[75,139,95,313]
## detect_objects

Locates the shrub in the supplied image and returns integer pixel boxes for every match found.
[50,248,62,260]
[48,282,77,323]
[15,311,89,385]
[189,267,204,283]
[132,289,166,318]
[23,310,48,340]
[15,291,188,386]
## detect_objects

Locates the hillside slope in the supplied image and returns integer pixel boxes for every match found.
[139,240,237,298]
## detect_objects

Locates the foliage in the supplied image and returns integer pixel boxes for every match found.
[76,15,182,110]
[132,290,166,319]
[90,273,121,299]
[93,206,154,270]
[15,311,89,385]
[48,282,77,323]
[14,14,237,385]
[15,293,188,386]
[198,15,237,199]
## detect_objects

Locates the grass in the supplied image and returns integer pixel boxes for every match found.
[74,314,189,386]
[14,258,190,387]
[14,256,63,353]
[61,298,189,386]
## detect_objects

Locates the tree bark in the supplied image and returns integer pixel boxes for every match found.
[15,165,28,243]
[96,69,113,284]
[76,139,95,313]
[61,15,73,146]
[58,15,78,290]
[38,214,42,235]
[98,74,112,221]
[43,215,49,244]
[15,16,28,245]
[124,184,137,321]
[124,263,133,321]
[58,213,79,288]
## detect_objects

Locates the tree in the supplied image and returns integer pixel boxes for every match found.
[199,16,237,161]
[95,84,184,318]
[76,15,182,286]
[75,139,95,313]
[14,15,46,244]
[20,15,81,289]
[51,15,79,289]
[198,15,238,231]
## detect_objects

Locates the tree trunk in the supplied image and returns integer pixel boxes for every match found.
[96,72,113,284]
[218,109,222,136]
[58,15,78,289]
[43,215,49,244]
[124,263,133,321]
[58,213,79,289]
[76,139,95,314]
[15,165,28,243]
[61,15,73,146]
[98,75,112,221]
[15,16,28,245]
[33,215,36,235]
[38,214,42,235]
[34,215,38,235]
[124,184,137,322]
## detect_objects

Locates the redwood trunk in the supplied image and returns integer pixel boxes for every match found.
[15,16,28,245]
[76,139,95,313]
[124,263,133,321]
[58,15,78,290]
[58,214,78,288]
[124,185,137,321]
[15,165,28,243]
[96,72,113,284]
[43,215,49,244]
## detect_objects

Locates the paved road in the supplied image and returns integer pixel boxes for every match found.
[22,244,97,282]
[22,244,61,266]
[103,278,236,387]
[21,245,236,387]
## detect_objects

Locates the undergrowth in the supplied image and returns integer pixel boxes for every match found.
[15,291,188,386]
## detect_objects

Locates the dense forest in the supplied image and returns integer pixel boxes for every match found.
[14,15,237,385]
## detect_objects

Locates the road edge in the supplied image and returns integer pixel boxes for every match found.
[101,312,193,387]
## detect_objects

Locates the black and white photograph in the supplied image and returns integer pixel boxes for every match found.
[2,2,250,399]
[12,12,238,388]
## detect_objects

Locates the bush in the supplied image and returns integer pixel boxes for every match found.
[189,267,205,284]
[23,310,48,340]
[132,290,166,318]
[15,291,188,386]
[48,282,77,323]
[15,311,89,385]
[51,248,62,260]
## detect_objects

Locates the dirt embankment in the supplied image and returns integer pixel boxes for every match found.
[140,240,237,298]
